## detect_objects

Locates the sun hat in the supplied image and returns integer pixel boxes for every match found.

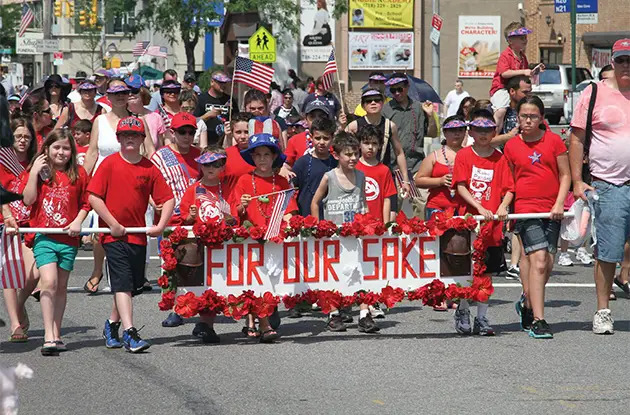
[106,83,130,94]
[468,118,496,128]
[507,27,532,37]
[443,119,468,129]
[240,133,286,168]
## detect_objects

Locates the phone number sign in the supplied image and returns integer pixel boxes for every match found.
[554,0,598,13]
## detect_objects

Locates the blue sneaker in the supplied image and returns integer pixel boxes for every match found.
[103,320,122,348]
[161,312,184,327]
[122,327,150,353]
[529,319,553,339]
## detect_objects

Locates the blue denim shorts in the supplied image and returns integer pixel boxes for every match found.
[514,219,561,255]
[592,180,630,263]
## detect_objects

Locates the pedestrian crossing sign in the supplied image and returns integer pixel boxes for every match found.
[249,26,276,63]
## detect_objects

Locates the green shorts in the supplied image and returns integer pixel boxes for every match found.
[33,234,79,271]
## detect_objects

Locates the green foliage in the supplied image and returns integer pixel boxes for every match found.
[197,65,224,92]
[0,4,23,52]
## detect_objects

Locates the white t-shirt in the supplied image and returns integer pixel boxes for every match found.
[444,89,470,117]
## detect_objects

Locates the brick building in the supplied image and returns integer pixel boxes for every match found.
[524,0,630,75]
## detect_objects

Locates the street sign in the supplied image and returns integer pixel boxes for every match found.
[15,32,43,55]
[248,26,276,63]
[38,39,60,53]
[53,51,63,66]
[430,14,443,46]
[0,48,13,54]
[577,13,598,24]
[554,0,598,13]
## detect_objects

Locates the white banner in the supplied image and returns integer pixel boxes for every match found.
[457,16,501,78]
[300,0,336,62]
[348,32,414,70]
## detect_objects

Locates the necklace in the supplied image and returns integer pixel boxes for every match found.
[306,154,333,195]
[441,145,456,198]
[251,172,275,219]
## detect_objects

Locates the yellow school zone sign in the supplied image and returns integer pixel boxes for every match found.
[249,27,276,63]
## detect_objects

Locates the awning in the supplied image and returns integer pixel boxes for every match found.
[582,31,630,47]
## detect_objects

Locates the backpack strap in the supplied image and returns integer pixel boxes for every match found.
[380,118,391,162]
[584,82,598,156]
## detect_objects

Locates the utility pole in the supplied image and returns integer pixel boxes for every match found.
[43,0,52,75]
[570,0,576,112]
[431,0,440,97]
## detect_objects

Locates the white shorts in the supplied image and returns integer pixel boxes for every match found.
[490,88,510,110]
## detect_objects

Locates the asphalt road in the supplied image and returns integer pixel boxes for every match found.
[2,242,630,415]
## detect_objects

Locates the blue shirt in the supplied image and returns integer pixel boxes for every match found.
[292,153,337,217]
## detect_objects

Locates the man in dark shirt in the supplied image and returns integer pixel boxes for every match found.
[491,75,532,148]
[300,76,341,118]
[193,71,239,146]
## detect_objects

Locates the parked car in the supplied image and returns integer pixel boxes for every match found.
[563,79,595,124]
[531,64,593,124]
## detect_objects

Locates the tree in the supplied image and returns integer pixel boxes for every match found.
[0,4,23,52]
[138,0,349,73]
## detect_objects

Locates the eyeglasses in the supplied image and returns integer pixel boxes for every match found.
[470,126,495,134]
[614,56,630,64]
[390,87,404,94]
[364,98,383,104]
[176,128,196,136]
[518,114,541,121]
[181,105,195,112]
[14,134,32,142]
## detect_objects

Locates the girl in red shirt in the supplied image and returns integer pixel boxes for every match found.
[504,96,570,339]
[23,129,91,355]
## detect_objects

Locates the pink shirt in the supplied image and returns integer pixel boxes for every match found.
[143,112,166,149]
[571,81,630,184]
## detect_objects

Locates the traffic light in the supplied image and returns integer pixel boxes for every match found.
[65,1,74,18]
[54,1,62,17]
[89,12,97,27]
[91,0,97,14]
[79,10,87,26]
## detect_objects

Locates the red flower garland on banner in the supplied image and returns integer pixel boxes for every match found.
[157,216,493,319]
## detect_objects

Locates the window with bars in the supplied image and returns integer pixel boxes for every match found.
[540,48,563,65]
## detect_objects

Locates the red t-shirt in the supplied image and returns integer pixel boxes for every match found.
[356,160,396,220]
[452,147,514,246]
[27,167,91,246]
[76,144,89,166]
[179,180,234,224]
[284,131,311,166]
[222,145,255,189]
[87,153,173,245]
[0,161,30,223]
[36,126,53,150]
[426,156,466,213]
[232,172,298,227]
[490,48,529,96]
[503,130,567,214]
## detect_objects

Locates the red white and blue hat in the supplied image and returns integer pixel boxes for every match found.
[468,118,497,128]
[240,133,286,168]
[368,72,387,81]
[195,151,227,165]
[212,73,231,83]
[124,74,146,90]
[361,88,384,99]
[117,116,145,135]
[78,80,98,90]
[443,119,468,129]
[248,116,281,141]
[107,84,130,94]
[385,74,409,86]
[507,27,532,37]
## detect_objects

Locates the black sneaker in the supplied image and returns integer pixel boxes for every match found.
[340,308,353,323]
[193,322,220,344]
[614,277,630,298]
[529,319,553,339]
[358,314,380,333]
[326,314,347,332]
[288,308,302,319]
[521,306,534,331]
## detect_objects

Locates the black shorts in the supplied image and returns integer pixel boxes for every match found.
[485,246,507,274]
[514,219,561,255]
[104,241,146,295]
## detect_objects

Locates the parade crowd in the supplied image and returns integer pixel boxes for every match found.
[1,22,630,355]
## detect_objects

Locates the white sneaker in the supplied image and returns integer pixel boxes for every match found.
[576,247,594,265]
[369,303,385,319]
[593,309,614,334]
[558,252,573,266]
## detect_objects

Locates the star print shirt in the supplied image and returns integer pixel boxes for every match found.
[179,180,234,224]
[452,147,514,247]
[504,130,567,214]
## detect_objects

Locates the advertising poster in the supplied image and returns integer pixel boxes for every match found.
[457,16,501,78]
[349,32,414,70]
[348,0,413,29]
[300,0,336,62]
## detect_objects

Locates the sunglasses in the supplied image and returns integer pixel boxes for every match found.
[444,127,467,133]
[49,84,61,89]
[614,56,630,64]
[128,87,140,95]
[390,87,405,94]
[162,89,181,95]
[363,98,383,104]
[203,158,227,168]
[40,107,52,115]
[470,126,495,134]
[176,128,196,136]
[109,91,130,96]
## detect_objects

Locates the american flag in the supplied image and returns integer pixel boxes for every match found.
[18,0,34,37]
[151,147,196,215]
[264,188,295,241]
[146,45,168,58]
[233,56,274,93]
[394,169,422,198]
[1,227,26,289]
[321,50,338,91]
[132,41,150,56]
[156,103,171,128]
[0,147,23,177]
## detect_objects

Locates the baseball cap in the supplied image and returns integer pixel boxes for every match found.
[171,112,197,130]
[184,72,196,83]
[7,94,21,102]
[75,71,88,80]
[612,39,630,59]
[124,74,146,90]
[117,116,145,135]
[304,99,331,117]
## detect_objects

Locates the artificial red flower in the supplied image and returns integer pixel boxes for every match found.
[471,276,494,303]
[316,290,342,314]
[379,286,405,308]
[161,257,178,271]
[314,220,338,238]
[224,294,251,320]
[339,222,355,237]
[234,226,250,239]
[340,294,358,308]
[302,289,319,305]
[158,290,176,311]
[200,289,226,314]
[251,292,280,318]
[356,291,381,306]
[169,226,189,245]
[282,294,302,310]
[289,215,305,230]
[303,215,318,228]
[249,226,265,240]
[174,292,203,318]
[157,274,170,288]
[159,239,173,251]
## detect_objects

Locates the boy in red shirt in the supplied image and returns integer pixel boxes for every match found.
[222,112,255,188]
[489,22,541,133]
[284,99,331,166]
[88,116,174,353]
[72,119,91,167]
[452,109,514,336]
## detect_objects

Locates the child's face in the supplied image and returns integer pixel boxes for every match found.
[233,121,249,148]
[362,96,384,115]
[311,130,333,157]
[443,127,467,146]
[508,35,527,51]
[49,138,72,168]
[251,146,277,173]
[287,124,304,138]
[201,160,226,181]
[72,129,90,146]
[117,132,144,152]
[468,119,496,146]
[181,99,196,114]
[245,100,266,116]
[360,138,380,161]
[518,103,542,135]
[173,126,196,149]
[334,146,359,169]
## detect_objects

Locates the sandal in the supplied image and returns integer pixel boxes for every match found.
[9,328,28,343]
[259,329,280,343]
[242,326,260,338]
[83,274,103,294]
[55,340,68,352]
[433,301,448,312]
[20,308,29,334]
[40,341,58,356]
